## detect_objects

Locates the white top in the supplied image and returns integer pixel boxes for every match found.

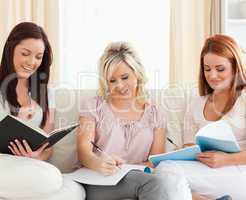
[184,90,246,150]
[0,89,55,127]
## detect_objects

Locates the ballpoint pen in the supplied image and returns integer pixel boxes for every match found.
[167,137,179,149]
[90,141,121,169]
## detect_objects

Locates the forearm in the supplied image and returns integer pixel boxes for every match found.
[39,147,53,161]
[226,151,246,165]
[78,150,102,171]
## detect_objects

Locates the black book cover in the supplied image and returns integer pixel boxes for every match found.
[0,115,79,154]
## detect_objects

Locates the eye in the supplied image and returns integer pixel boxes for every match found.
[216,66,225,72]
[203,66,211,72]
[36,56,43,60]
[109,79,116,83]
[122,75,129,80]
[21,52,29,56]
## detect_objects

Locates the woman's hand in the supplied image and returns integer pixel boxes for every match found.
[8,139,49,160]
[95,154,125,176]
[197,151,230,168]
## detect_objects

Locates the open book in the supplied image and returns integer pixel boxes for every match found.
[64,164,146,186]
[0,113,79,154]
[149,120,241,167]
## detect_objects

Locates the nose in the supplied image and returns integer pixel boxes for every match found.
[208,69,218,79]
[27,56,36,67]
[115,80,125,90]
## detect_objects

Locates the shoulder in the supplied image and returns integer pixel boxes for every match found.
[0,91,9,112]
[145,103,166,128]
[80,95,104,110]
[79,96,106,120]
[234,89,246,108]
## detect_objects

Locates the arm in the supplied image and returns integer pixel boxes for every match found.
[9,108,55,161]
[77,116,120,175]
[197,150,246,168]
[183,100,199,148]
[142,128,166,167]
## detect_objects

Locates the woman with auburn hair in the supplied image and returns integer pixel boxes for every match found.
[0,22,74,199]
[77,41,168,200]
[155,34,246,200]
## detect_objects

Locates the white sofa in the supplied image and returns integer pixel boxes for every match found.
[3,87,195,200]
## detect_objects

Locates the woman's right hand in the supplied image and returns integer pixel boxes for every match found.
[95,155,125,176]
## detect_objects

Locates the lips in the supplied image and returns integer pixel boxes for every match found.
[118,88,130,96]
[22,65,34,73]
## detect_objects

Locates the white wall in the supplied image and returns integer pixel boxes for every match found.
[59,0,170,90]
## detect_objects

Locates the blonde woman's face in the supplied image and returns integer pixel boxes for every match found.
[107,61,138,100]
[203,53,234,92]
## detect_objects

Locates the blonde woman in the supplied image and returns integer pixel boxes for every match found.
[77,42,167,200]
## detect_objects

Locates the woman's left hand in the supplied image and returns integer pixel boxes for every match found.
[197,151,230,168]
[8,139,49,160]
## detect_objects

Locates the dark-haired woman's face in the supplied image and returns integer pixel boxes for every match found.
[13,38,45,79]
[203,53,234,92]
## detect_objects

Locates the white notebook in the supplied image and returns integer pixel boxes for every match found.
[64,164,146,186]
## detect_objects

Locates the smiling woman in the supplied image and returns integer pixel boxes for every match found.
[13,38,45,79]
[0,21,65,199]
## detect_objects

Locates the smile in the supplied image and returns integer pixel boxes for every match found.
[22,65,34,72]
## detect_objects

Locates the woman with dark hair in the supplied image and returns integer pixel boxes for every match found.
[155,34,246,200]
[0,21,54,159]
[0,22,63,199]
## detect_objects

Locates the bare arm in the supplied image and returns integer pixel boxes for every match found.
[142,128,166,167]
[77,116,119,175]
[197,150,246,168]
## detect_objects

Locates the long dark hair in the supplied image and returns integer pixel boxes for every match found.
[0,22,53,127]
[199,34,246,115]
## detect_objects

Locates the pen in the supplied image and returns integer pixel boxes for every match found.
[90,141,121,169]
[167,137,179,148]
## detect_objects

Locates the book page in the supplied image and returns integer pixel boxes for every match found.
[195,120,237,141]
[50,123,79,135]
[64,164,146,186]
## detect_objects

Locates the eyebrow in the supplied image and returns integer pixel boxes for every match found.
[204,64,225,68]
[121,73,129,77]
[21,48,44,55]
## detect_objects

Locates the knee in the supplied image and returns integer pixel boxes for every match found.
[147,174,166,188]
[0,155,62,199]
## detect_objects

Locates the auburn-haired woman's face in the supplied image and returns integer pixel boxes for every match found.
[13,38,45,79]
[203,53,234,92]
[107,61,138,100]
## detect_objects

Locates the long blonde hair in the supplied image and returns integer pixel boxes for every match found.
[98,41,148,102]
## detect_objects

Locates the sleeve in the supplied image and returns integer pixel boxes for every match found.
[151,105,166,130]
[183,99,199,144]
[0,93,9,120]
[79,96,101,122]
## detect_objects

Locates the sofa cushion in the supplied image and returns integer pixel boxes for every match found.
[0,154,62,199]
